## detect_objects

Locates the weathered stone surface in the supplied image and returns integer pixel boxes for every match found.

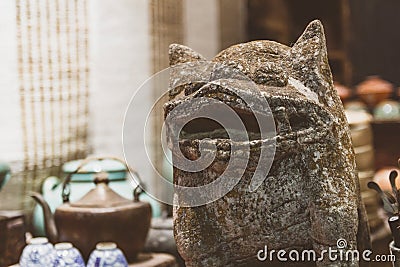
[165,20,370,266]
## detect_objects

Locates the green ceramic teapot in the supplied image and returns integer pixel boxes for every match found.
[32,156,161,235]
[0,162,10,191]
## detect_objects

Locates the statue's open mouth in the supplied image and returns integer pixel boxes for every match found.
[179,109,263,141]
[164,79,332,149]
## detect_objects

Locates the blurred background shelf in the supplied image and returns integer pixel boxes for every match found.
[372,120,400,170]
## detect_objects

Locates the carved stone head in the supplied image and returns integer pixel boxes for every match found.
[164,20,369,266]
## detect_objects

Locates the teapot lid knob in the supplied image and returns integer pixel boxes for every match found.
[94,172,109,185]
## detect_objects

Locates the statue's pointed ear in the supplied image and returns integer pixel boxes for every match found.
[293,20,326,49]
[290,20,334,103]
[169,44,206,66]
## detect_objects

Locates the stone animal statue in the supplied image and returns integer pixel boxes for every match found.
[164,20,370,266]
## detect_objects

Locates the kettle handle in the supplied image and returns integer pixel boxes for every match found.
[61,156,144,203]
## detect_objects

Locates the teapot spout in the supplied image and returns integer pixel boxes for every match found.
[30,192,58,243]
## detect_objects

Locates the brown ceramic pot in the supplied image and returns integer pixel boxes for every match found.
[356,76,393,108]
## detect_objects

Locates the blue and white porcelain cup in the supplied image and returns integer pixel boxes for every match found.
[19,237,56,267]
[54,242,85,267]
[87,242,128,267]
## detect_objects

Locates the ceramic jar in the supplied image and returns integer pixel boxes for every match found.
[345,110,373,148]
[19,237,56,267]
[345,110,384,232]
[54,243,85,267]
[87,243,128,267]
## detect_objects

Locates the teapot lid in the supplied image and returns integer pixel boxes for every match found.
[63,159,126,174]
[63,158,127,182]
[70,172,132,208]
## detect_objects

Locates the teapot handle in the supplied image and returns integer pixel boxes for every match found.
[61,156,145,203]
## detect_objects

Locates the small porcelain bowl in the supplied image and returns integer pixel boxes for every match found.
[19,237,56,267]
[87,242,128,267]
[54,242,85,267]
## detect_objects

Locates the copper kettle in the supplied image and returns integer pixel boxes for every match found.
[31,157,152,262]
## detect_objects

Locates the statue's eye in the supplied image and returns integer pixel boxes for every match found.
[288,113,312,131]
[274,107,313,135]
[252,63,288,87]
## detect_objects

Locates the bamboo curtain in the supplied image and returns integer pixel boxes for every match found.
[0,0,89,211]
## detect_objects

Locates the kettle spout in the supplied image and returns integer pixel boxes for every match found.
[30,192,58,243]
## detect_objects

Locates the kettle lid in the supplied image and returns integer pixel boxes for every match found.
[70,172,132,208]
[62,158,127,182]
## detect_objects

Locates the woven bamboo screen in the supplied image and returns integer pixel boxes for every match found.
[0,0,89,211]
[149,0,183,190]
[17,0,90,170]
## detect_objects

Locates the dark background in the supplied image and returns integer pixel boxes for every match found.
[247,0,400,89]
